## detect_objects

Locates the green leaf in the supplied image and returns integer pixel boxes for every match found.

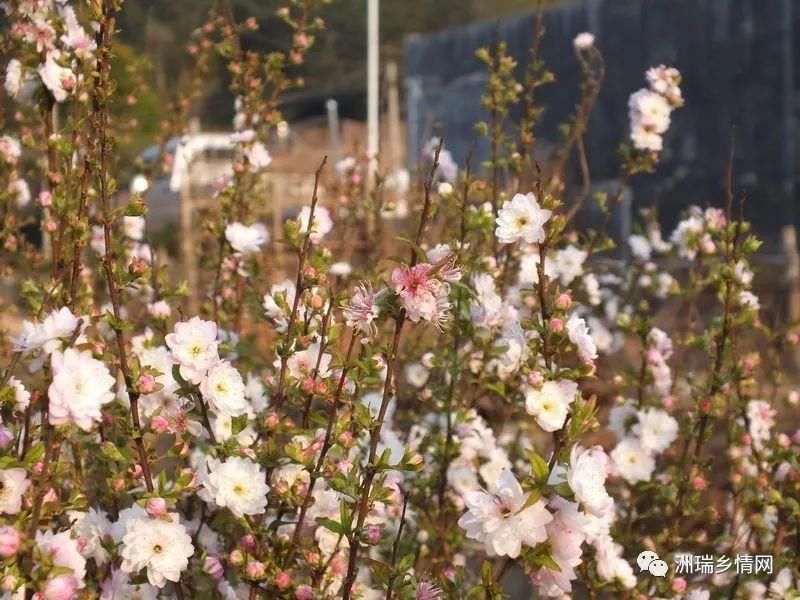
[100,442,127,462]
[314,517,346,536]
[23,443,46,466]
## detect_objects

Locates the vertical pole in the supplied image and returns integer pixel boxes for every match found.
[179,147,198,314]
[386,61,402,171]
[367,0,380,177]
[326,99,341,167]
[780,0,800,340]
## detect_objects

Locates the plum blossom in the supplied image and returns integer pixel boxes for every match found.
[566,315,598,365]
[48,348,115,430]
[573,32,595,50]
[38,52,76,102]
[610,437,655,484]
[342,282,381,338]
[120,513,194,588]
[244,141,272,170]
[495,192,552,245]
[298,206,333,243]
[458,468,552,558]
[633,408,678,454]
[567,445,614,518]
[165,317,220,384]
[262,279,298,332]
[524,380,578,432]
[746,400,775,451]
[36,530,87,591]
[225,222,269,255]
[203,457,269,518]
[69,507,112,566]
[0,468,30,514]
[4,59,23,98]
[391,263,451,329]
[286,342,332,381]
[199,361,248,418]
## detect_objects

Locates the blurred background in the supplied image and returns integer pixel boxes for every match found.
[113,0,800,253]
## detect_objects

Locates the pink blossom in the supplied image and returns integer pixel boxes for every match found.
[0,527,20,557]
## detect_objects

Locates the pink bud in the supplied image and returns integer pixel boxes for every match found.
[1,575,17,592]
[309,294,324,309]
[38,191,52,206]
[44,220,57,232]
[313,381,327,396]
[338,431,353,446]
[672,577,687,593]
[151,415,169,433]
[0,527,20,557]
[303,266,316,278]
[146,497,167,518]
[692,476,707,490]
[246,561,266,579]
[555,293,572,310]
[229,549,245,566]
[0,428,13,449]
[264,412,279,428]
[366,525,382,543]
[112,478,125,491]
[240,534,256,552]
[527,371,543,386]
[275,571,291,589]
[204,555,224,579]
[548,318,564,333]
[301,377,315,393]
[295,585,313,600]
[43,575,79,600]
[137,374,157,394]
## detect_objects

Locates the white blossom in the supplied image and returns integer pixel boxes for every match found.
[495,192,552,245]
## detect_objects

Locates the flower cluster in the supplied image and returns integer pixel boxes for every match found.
[628,64,683,152]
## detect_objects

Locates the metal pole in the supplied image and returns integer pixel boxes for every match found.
[367,0,379,176]
[326,98,341,167]
[386,61,401,171]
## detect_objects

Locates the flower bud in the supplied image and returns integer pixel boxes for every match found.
[0,527,20,557]
[555,293,572,310]
[0,428,13,449]
[228,549,245,566]
[295,585,313,600]
[264,412,279,428]
[240,534,256,552]
[151,415,169,433]
[43,575,79,600]
[275,571,291,589]
[204,555,224,579]
[137,374,157,394]
[246,561,266,580]
[146,497,167,518]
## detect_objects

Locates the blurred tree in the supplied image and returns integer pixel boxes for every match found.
[115,0,567,130]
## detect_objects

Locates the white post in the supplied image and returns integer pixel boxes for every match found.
[367,0,379,178]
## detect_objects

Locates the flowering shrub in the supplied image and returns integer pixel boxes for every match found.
[0,2,798,600]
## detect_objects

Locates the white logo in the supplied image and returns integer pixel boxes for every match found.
[637,550,669,577]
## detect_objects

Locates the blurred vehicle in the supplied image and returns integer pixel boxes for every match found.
[128,132,235,228]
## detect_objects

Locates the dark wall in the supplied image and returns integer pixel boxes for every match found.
[404,0,799,248]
